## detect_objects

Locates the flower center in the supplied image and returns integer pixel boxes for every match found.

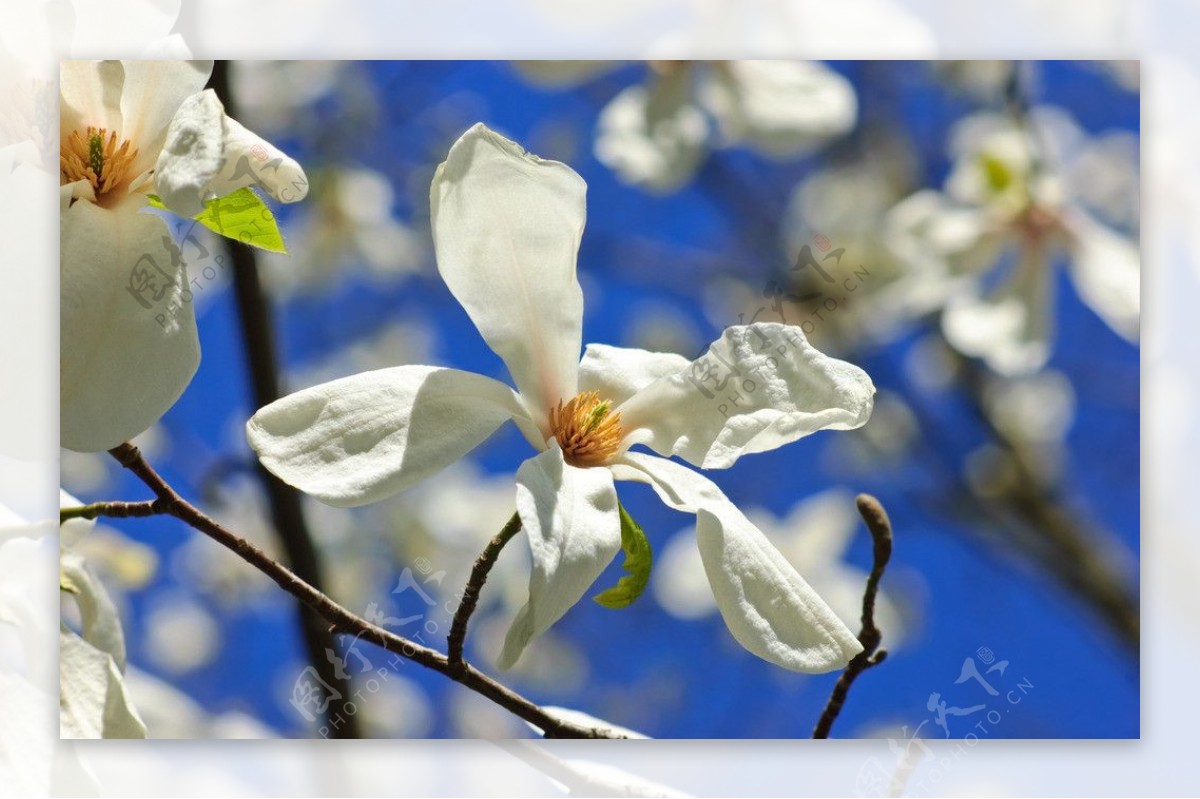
[60,127,139,200]
[549,391,624,467]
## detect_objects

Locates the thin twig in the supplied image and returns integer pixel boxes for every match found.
[60,499,164,522]
[448,512,522,673]
[813,493,894,739]
[106,442,618,739]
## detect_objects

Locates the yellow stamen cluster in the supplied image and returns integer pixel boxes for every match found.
[549,390,624,467]
[60,127,138,199]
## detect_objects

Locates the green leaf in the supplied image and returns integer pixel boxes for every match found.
[593,503,653,609]
[147,188,288,253]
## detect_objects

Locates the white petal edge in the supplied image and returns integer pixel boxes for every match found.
[498,447,620,670]
[59,630,146,739]
[60,552,127,670]
[577,343,692,408]
[60,197,200,452]
[247,365,529,508]
[616,323,875,469]
[610,452,862,673]
[431,123,586,426]
[60,60,123,143]
[117,60,212,180]
[154,89,308,218]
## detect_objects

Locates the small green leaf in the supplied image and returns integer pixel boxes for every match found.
[593,504,653,609]
[147,188,288,253]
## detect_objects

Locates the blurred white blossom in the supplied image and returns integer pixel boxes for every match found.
[884,106,1139,375]
[520,60,856,192]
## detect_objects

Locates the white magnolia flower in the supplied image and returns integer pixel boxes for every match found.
[247,124,875,673]
[520,61,856,193]
[885,107,1139,375]
[58,491,145,738]
[60,59,307,452]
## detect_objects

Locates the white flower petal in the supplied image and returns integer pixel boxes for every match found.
[247,366,528,508]
[1067,212,1140,341]
[577,343,691,407]
[60,197,200,452]
[60,60,123,141]
[60,552,126,670]
[431,123,586,422]
[595,72,709,193]
[700,61,857,157]
[942,245,1054,376]
[611,453,862,673]
[525,706,650,739]
[498,447,620,670]
[617,323,875,469]
[154,89,308,218]
[59,630,146,739]
[117,60,212,179]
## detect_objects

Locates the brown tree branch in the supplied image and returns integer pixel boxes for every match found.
[813,493,894,739]
[60,499,164,522]
[447,512,522,673]
[105,442,619,739]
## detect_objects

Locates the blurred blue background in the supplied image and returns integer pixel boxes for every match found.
[63,60,1139,739]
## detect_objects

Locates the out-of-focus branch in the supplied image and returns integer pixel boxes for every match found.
[207,60,358,737]
[813,494,893,739]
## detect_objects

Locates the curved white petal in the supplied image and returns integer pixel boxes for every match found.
[610,453,862,673]
[118,60,212,179]
[577,343,692,407]
[60,552,126,670]
[154,89,308,217]
[699,61,857,157]
[1066,212,1140,341]
[498,447,620,670]
[247,366,528,508]
[942,244,1054,376]
[60,60,123,141]
[616,323,875,469]
[59,630,146,739]
[431,124,586,426]
[595,72,709,193]
[61,197,200,452]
